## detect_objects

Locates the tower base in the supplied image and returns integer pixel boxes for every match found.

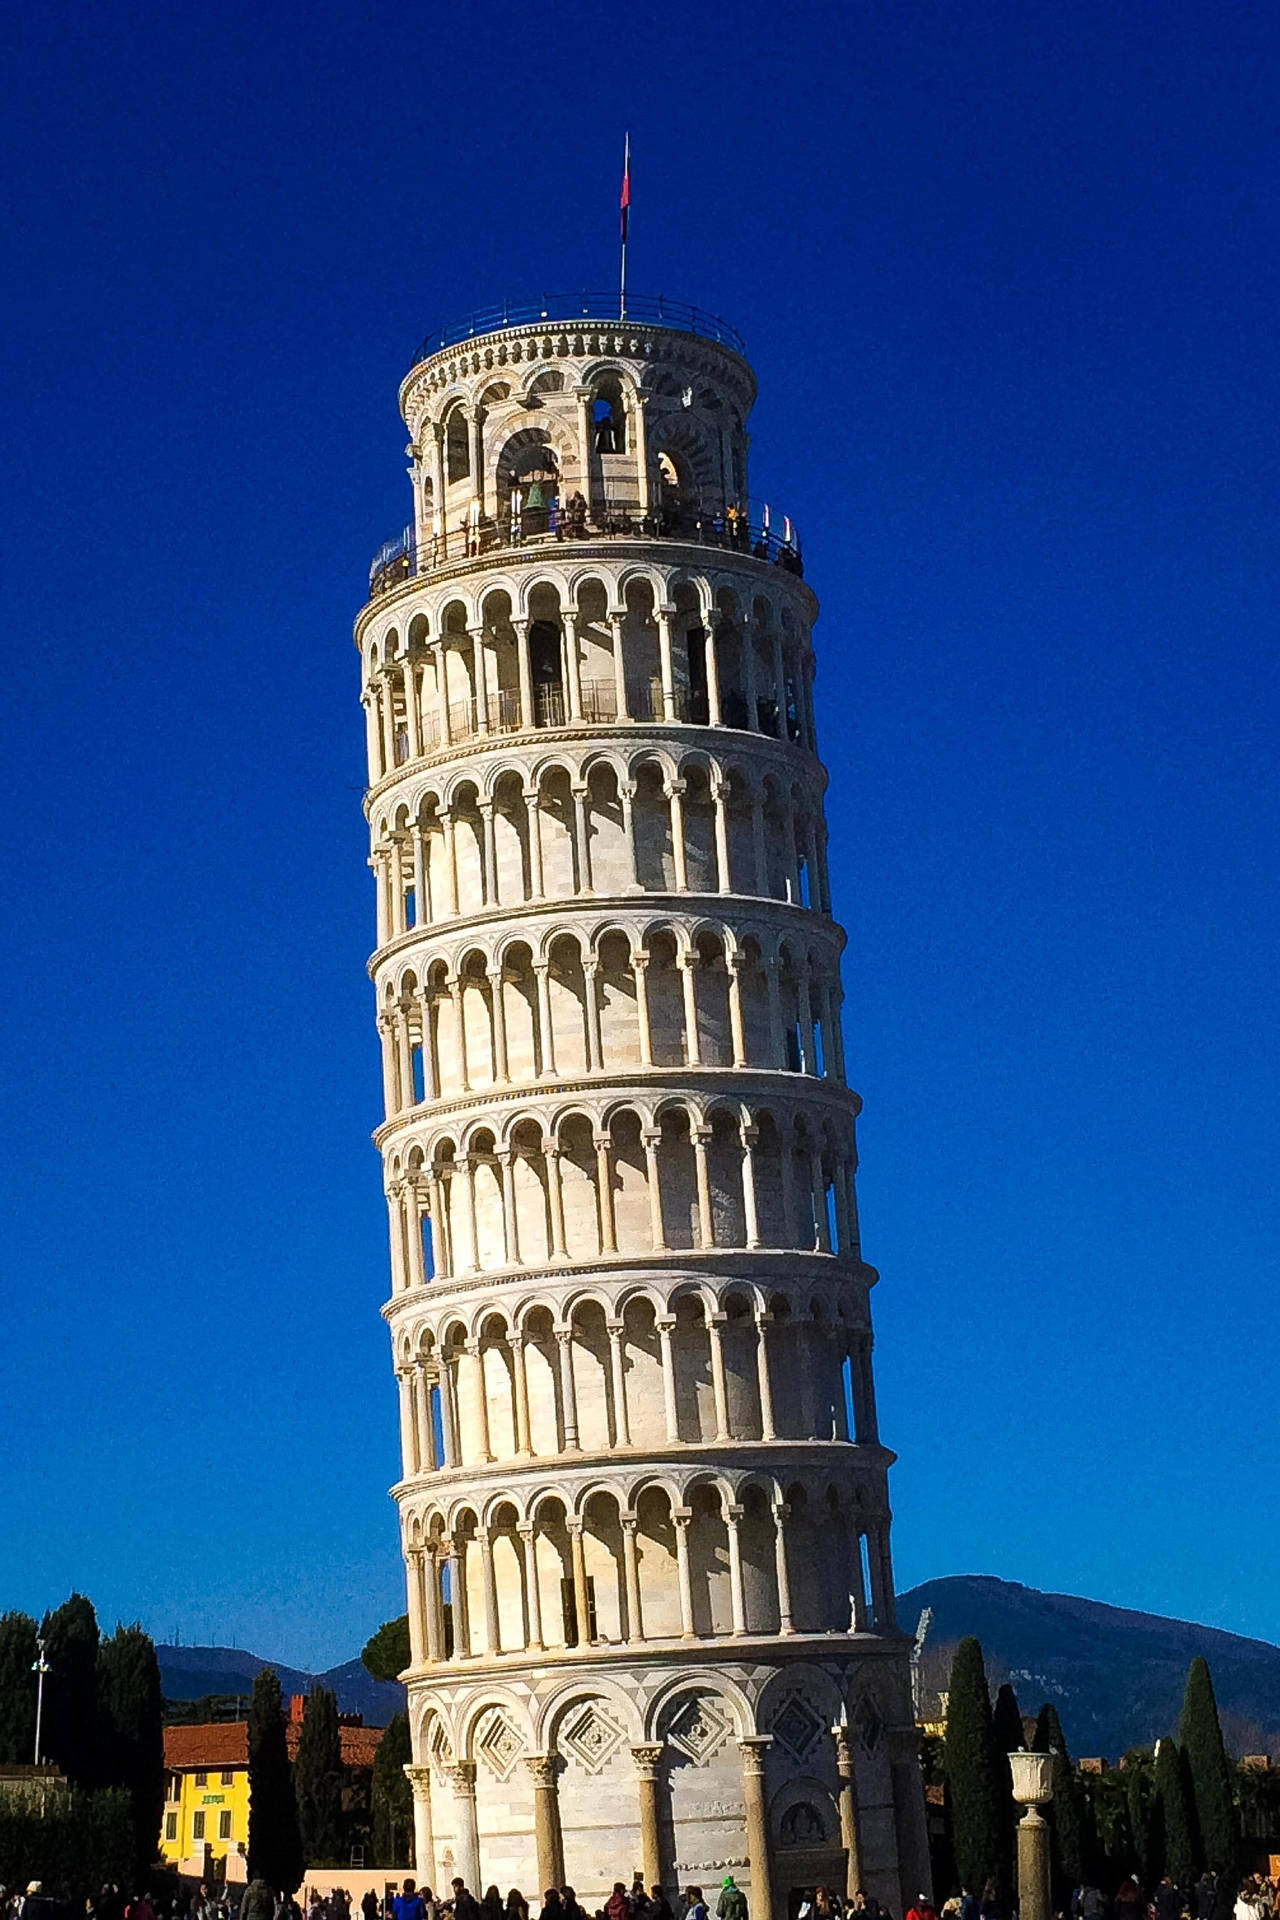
[404,1637,930,1917]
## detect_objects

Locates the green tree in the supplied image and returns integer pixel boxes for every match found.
[247,1667,304,1892]
[40,1594,101,1784]
[98,1623,164,1871]
[1153,1738,1196,1886]
[991,1683,1023,1894]
[0,1613,38,1764]
[294,1685,344,1866]
[1123,1752,1156,1888]
[360,1617,411,1683]
[371,1713,413,1868]
[1034,1703,1085,1897]
[945,1637,1006,1896]
[1178,1658,1237,1877]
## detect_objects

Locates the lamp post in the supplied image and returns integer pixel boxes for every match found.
[1009,1750,1053,1920]
[31,1639,50,1766]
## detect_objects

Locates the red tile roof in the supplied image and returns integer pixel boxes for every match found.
[164,1722,383,1771]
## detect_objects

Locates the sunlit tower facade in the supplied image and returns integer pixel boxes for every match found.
[355,293,930,1916]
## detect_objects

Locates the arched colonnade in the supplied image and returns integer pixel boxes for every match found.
[383,1096,861,1288]
[362,571,818,782]
[376,921,846,1114]
[392,1281,881,1478]
[371,748,832,943]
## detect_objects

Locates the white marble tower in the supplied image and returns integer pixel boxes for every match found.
[355,293,930,1917]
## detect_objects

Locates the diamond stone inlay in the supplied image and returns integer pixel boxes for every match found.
[560,1702,626,1775]
[666,1696,732,1765]
[771,1691,825,1760]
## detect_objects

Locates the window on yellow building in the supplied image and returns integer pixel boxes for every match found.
[193,1811,205,1840]
[169,1773,182,1801]
[220,1770,234,1786]
[218,1811,232,1839]
[195,1771,207,1787]
[164,1813,177,1842]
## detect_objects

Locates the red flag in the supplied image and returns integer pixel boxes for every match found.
[620,133,631,242]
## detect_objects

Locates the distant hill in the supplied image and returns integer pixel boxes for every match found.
[899,1575,1280,1761]
[157,1644,404,1727]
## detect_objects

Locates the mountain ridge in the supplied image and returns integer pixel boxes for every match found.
[900,1575,1280,1759]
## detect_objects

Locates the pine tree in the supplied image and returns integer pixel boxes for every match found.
[98,1624,165,1871]
[371,1712,413,1868]
[1178,1658,1237,1877]
[945,1637,1006,1896]
[1154,1738,1196,1887]
[360,1618,411,1684]
[0,1613,38,1764]
[40,1595,101,1785]
[294,1686,344,1867]
[1034,1703,1085,1897]
[247,1667,304,1892]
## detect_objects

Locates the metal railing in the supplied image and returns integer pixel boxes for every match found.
[409,293,745,370]
[369,497,803,599]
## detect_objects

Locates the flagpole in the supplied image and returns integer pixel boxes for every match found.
[619,131,630,320]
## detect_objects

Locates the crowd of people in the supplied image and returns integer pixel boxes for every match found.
[7,1872,1280,1920]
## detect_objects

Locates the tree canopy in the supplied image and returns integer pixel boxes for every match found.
[1178,1658,1237,1876]
[247,1667,304,1892]
[294,1686,344,1867]
[360,1616,410,1683]
[945,1637,1006,1895]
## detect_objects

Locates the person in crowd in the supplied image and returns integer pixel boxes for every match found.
[394,1885,426,1920]
[559,1892,585,1920]
[1115,1879,1144,1920]
[605,1889,629,1920]
[537,1895,563,1920]
[450,1884,480,1920]
[645,1889,672,1920]
[683,1892,707,1920]
[503,1893,527,1920]
[854,1893,882,1920]
[714,1882,745,1920]
[1155,1878,1181,1920]
[906,1895,937,1920]
[481,1892,504,1920]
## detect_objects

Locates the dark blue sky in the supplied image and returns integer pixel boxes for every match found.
[3,0,1277,1670]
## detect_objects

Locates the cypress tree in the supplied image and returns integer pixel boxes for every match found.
[247,1667,304,1892]
[1178,1658,1237,1877]
[1034,1703,1085,1896]
[0,1613,38,1764]
[294,1685,344,1867]
[1123,1754,1155,1888]
[40,1595,101,1785]
[98,1624,165,1872]
[945,1637,1005,1896]
[371,1712,413,1868]
[991,1683,1023,1896]
[1153,1738,1196,1888]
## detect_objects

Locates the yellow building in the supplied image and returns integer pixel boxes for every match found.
[161,1709,383,1875]
[161,1724,251,1873]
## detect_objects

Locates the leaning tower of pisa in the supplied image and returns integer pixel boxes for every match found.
[355,294,931,1918]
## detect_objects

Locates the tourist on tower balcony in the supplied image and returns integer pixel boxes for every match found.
[503,1894,527,1920]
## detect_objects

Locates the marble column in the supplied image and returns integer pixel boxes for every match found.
[446,1760,480,1892]
[832,1723,865,1897]
[405,1763,436,1887]
[525,1754,565,1890]
[738,1736,776,1920]
[631,1745,666,1891]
